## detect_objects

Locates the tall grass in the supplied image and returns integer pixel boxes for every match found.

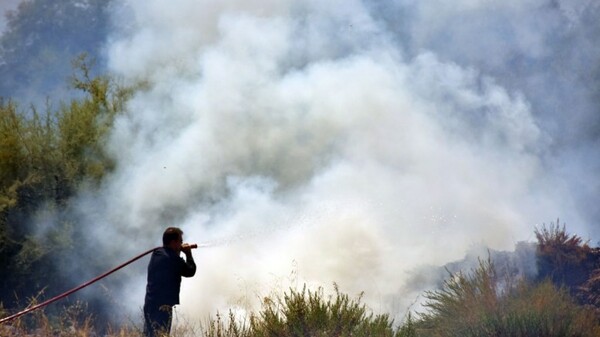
[1,301,98,337]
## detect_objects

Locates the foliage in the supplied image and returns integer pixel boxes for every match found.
[204,284,397,337]
[395,312,417,337]
[534,220,600,303]
[417,259,499,336]
[0,55,131,313]
[535,220,590,266]
[1,285,397,337]
[415,259,600,337]
[203,310,250,337]
[1,300,116,337]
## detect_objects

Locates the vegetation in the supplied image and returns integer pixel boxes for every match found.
[535,221,600,308]
[416,259,600,337]
[191,226,600,337]
[204,287,395,337]
[4,264,600,337]
[0,55,132,319]
[1,284,401,337]
[0,300,137,337]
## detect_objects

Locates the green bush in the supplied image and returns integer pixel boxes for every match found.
[0,55,132,312]
[204,285,397,337]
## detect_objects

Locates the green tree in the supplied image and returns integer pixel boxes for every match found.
[0,56,131,312]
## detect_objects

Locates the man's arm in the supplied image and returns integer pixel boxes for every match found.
[180,244,197,277]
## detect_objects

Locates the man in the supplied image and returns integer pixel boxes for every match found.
[144,227,196,337]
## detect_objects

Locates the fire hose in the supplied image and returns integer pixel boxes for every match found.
[0,244,198,325]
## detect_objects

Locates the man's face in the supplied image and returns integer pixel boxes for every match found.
[168,235,183,253]
[174,235,183,252]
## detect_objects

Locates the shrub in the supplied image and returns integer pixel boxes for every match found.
[416,259,600,337]
[534,221,600,309]
[204,284,397,337]
[0,55,132,321]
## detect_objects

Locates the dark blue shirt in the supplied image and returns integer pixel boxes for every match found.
[144,247,196,306]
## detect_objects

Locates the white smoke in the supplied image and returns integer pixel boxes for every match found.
[87,0,597,326]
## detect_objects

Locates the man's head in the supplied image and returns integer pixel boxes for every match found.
[163,227,183,252]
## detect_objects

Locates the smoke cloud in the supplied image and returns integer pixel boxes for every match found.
[73,0,600,325]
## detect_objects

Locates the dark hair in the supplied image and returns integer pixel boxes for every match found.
[163,227,183,246]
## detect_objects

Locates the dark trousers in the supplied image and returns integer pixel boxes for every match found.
[143,302,173,337]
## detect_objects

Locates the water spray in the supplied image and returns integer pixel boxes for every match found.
[0,243,201,325]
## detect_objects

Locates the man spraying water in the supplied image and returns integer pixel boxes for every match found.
[144,227,197,337]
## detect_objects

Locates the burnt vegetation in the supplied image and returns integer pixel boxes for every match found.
[535,221,600,312]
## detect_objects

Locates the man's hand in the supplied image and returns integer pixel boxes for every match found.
[181,243,193,254]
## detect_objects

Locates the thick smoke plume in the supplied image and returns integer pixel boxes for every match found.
[70,0,600,324]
